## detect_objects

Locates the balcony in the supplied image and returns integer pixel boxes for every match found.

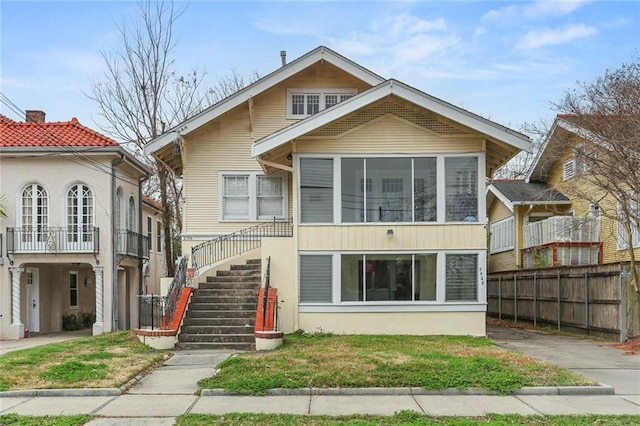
[522,216,601,268]
[116,229,150,259]
[523,216,600,248]
[7,227,100,254]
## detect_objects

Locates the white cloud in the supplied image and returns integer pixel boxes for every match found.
[517,23,598,49]
[482,0,590,22]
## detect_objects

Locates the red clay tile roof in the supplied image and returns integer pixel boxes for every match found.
[0,114,119,147]
[143,195,163,210]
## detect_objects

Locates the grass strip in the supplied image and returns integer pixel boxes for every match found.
[0,331,167,391]
[176,412,640,425]
[199,332,595,395]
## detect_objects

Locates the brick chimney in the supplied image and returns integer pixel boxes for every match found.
[25,110,46,123]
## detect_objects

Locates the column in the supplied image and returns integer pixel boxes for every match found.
[10,267,24,326]
[93,265,104,327]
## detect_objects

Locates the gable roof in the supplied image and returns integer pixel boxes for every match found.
[488,180,570,212]
[144,46,385,155]
[0,114,119,147]
[526,115,602,182]
[252,79,531,157]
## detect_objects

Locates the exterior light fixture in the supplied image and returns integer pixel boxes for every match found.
[386,229,394,238]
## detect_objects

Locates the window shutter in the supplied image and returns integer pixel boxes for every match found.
[300,158,334,223]
[563,160,575,180]
[445,254,478,302]
[299,255,333,303]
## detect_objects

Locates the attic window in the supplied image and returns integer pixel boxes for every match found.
[562,143,591,181]
[287,88,356,119]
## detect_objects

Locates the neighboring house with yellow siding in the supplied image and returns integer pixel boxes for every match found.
[488,114,633,273]
[146,46,530,340]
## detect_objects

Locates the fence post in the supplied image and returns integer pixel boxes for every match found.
[584,271,589,334]
[533,272,537,327]
[620,266,629,342]
[513,275,518,322]
[498,276,502,320]
[557,269,561,331]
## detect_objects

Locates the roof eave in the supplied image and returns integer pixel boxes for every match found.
[253,80,532,158]
[145,46,385,156]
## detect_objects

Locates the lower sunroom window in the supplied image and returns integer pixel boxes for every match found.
[299,252,481,305]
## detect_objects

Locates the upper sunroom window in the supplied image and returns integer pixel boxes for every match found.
[287,88,357,119]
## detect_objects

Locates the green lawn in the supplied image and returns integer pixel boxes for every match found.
[199,331,595,395]
[176,413,640,425]
[0,331,167,391]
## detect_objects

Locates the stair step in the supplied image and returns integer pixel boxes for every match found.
[183,317,255,326]
[181,325,254,334]
[246,259,261,265]
[185,308,256,321]
[176,342,254,350]
[190,296,259,304]
[178,333,255,343]
[205,275,261,283]
[216,269,261,277]
[188,302,257,311]
[197,282,260,290]
[230,263,262,271]
[194,288,257,297]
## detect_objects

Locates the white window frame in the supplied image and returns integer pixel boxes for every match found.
[286,88,357,119]
[299,250,486,312]
[19,182,49,247]
[296,153,484,225]
[617,193,640,250]
[562,144,590,181]
[218,171,288,221]
[490,216,514,253]
[66,182,94,249]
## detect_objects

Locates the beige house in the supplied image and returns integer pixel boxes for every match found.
[0,111,162,340]
[146,46,531,337]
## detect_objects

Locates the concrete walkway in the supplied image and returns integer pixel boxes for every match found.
[1,326,640,425]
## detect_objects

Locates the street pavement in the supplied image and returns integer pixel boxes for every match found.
[1,325,639,425]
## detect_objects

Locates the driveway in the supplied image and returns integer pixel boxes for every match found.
[487,324,640,395]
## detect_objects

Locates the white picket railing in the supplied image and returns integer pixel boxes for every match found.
[523,216,600,249]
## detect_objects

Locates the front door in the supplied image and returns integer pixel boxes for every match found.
[26,267,40,333]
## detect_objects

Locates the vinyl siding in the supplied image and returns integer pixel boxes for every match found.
[298,225,487,251]
[182,62,373,236]
[488,197,516,272]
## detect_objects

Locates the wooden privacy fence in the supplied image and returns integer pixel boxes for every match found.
[487,263,634,341]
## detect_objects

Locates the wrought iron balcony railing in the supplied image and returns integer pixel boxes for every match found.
[7,227,100,254]
[116,229,150,259]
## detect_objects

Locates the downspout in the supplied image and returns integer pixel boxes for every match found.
[138,172,150,330]
[111,154,125,331]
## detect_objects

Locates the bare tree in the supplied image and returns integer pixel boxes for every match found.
[89,0,209,276]
[205,68,261,104]
[553,56,640,322]
[494,119,548,179]
[0,194,6,218]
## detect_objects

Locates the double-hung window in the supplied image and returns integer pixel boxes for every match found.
[287,89,356,118]
[220,172,287,221]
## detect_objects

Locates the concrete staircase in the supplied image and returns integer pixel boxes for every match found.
[177,259,261,350]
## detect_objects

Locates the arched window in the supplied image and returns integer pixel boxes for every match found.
[21,183,48,243]
[67,183,94,244]
[116,188,123,230]
[128,196,136,231]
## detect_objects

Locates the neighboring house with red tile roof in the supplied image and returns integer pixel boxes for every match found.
[0,111,165,340]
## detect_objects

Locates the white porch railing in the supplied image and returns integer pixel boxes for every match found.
[523,216,600,249]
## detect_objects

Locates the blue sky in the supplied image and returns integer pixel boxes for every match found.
[1,0,638,138]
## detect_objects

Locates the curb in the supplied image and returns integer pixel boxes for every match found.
[200,384,615,397]
[0,388,121,397]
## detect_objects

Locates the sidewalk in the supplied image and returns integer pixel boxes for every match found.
[1,326,640,424]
